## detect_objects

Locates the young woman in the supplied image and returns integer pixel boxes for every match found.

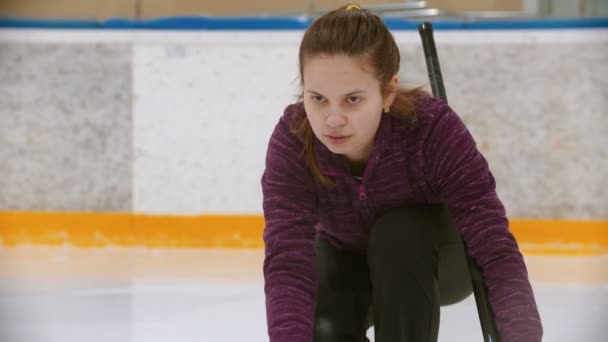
[261,4,542,342]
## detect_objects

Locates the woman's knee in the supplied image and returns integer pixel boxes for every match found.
[367,205,441,284]
[369,206,439,255]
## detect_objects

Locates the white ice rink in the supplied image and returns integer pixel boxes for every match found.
[1,248,606,342]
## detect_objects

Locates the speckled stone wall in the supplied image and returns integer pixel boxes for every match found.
[0,43,132,212]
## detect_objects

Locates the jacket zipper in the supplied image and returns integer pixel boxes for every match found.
[358,156,379,201]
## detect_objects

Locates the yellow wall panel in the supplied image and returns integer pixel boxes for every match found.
[0,0,523,19]
[0,0,135,20]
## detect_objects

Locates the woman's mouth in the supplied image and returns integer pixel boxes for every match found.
[326,135,351,144]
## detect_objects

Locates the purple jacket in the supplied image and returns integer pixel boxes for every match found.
[261,95,542,342]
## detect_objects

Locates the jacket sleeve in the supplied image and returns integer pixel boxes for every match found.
[422,98,543,342]
[261,105,318,342]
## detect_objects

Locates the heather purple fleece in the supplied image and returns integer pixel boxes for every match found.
[261,95,542,342]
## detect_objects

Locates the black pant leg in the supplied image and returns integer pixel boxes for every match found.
[436,204,474,306]
[368,205,441,342]
[314,235,372,342]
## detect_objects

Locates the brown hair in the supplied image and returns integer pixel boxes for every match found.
[294,4,427,186]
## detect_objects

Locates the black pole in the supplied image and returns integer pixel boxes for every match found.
[417,21,501,342]
[418,22,448,103]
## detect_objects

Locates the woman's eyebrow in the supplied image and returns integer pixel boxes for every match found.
[305,90,367,96]
[344,90,366,96]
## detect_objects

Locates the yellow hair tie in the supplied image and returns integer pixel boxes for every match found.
[346,4,361,11]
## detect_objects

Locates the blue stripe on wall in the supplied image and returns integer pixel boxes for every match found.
[0,16,607,30]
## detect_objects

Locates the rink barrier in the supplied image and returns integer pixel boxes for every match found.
[0,17,607,30]
[0,212,606,255]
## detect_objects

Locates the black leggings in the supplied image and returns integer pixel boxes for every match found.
[313,204,473,342]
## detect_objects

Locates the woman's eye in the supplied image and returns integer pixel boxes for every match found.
[347,97,361,104]
[312,96,325,103]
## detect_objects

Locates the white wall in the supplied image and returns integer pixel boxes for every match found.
[133,35,302,214]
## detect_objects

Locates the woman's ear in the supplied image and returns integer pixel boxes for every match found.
[384,74,399,110]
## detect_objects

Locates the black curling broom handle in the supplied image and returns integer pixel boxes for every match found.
[418,22,501,342]
[418,22,447,103]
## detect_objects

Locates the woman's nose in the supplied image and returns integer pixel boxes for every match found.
[325,112,346,128]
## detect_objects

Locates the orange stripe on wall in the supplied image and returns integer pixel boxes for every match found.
[510,219,607,255]
[0,212,606,254]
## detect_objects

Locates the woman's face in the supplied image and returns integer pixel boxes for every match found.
[302,54,396,164]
